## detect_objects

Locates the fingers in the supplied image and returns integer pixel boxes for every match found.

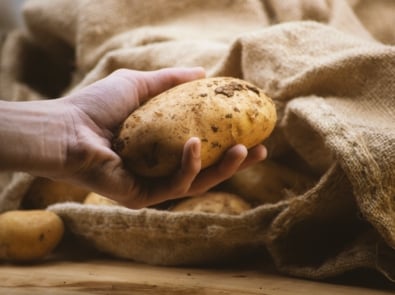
[237,144,267,171]
[186,145,248,194]
[114,143,266,208]
[185,144,267,195]
[168,137,202,193]
[148,143,267,205]
[75,142,267,209]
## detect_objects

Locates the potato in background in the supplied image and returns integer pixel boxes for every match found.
[225,160,315,205]
[170,191,251,215]
[22,177,89,209]
[0,210,64,262]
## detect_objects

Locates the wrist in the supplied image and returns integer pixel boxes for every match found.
[0,100,67,175]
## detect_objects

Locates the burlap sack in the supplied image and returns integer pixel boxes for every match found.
[1,0,395,282]
[49,201,286,265]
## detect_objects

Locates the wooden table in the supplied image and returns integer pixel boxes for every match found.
[1,242,394,294]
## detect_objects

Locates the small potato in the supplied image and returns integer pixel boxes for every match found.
[0,210,64,262]
[113,77,277,177]
[170,191,251,215]
[83,192,120,206]
[23,177,89,209]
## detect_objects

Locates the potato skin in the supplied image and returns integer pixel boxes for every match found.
[0,210,64,262]
[113,77,277,177]
[170,191,251,215]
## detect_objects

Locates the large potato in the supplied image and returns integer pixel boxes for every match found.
[0,210,64,262]
[113,77,277,177]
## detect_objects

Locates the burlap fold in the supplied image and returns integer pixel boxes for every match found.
[1,0,395,282]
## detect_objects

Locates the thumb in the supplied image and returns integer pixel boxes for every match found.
[132,67,206,105]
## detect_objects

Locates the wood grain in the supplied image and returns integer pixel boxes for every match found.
[1,257,394,295]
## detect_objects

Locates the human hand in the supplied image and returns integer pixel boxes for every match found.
[1,68,267,208]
